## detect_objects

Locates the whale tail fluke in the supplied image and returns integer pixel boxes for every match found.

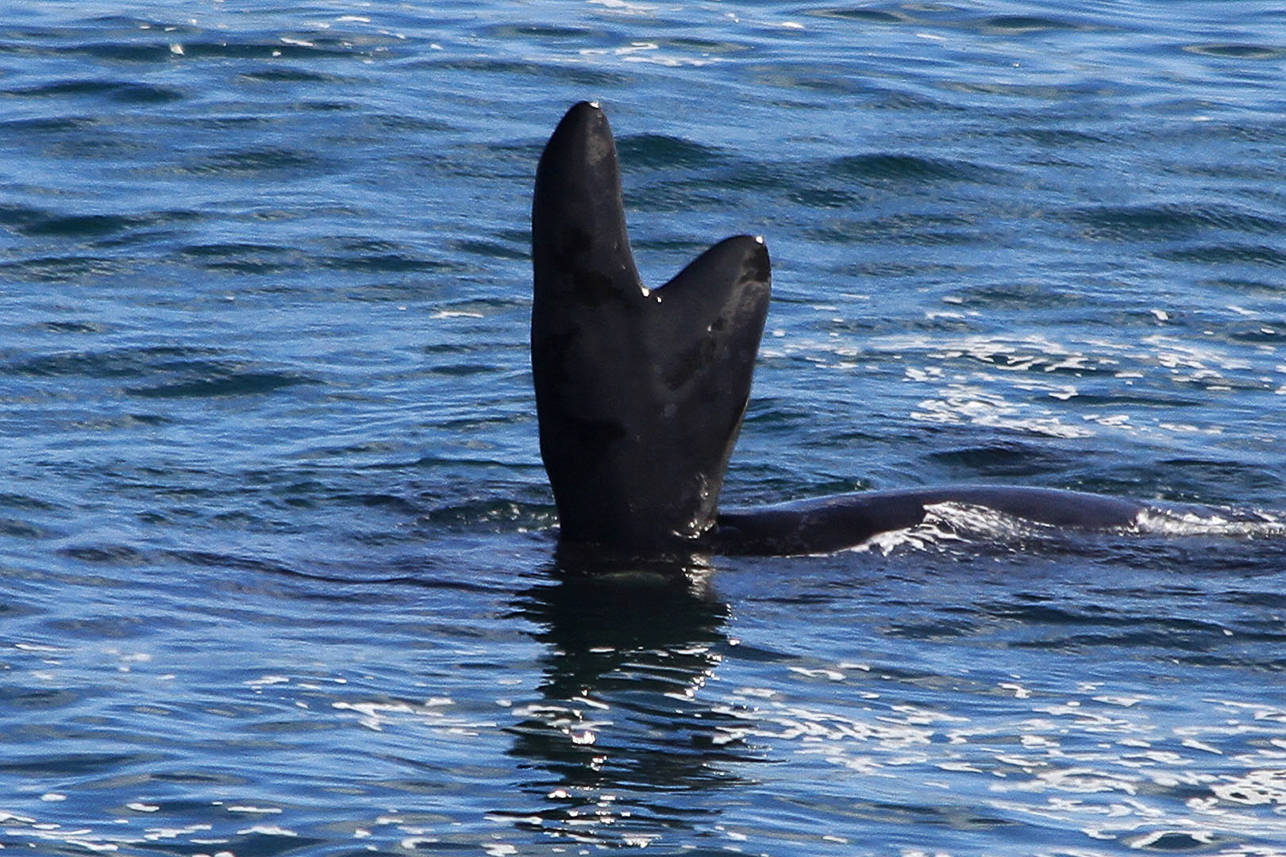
[531,102,771,550]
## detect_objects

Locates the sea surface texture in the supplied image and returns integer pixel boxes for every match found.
[2,1,1285,855]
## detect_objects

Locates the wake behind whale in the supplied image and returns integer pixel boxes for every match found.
[529,101,1273,557]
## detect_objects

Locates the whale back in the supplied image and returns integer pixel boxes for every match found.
[531,102,771,550]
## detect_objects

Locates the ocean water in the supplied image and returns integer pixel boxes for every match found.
[2,1,1285,855]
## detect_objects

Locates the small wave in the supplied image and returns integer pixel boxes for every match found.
[126,370,311,398]
[1067,202,1284,241]
[807,8,906,25]
[185,146,326,176]
[451,237,528,261]
[5,346,314,398]
[238,66,336,84]
[1159,243,1286,268]
[320,250,447,273]
[1182,43,1286,60]
[20,212,144,239]
[11,345,216,379]
[827,152,1001,184]
[480,23,597,41]
[852,500,1286,556]
[57,543,150,565]
[0,116,99,134]
[180,242,299,275]
[616,133,727,170]
[422,498,554,534]
[852,501,1057,555]
[981,15,1087,34]
[1135,506,1286,539]
[6,348,310,403]
[7,78,184,104]
[0,255,123,282]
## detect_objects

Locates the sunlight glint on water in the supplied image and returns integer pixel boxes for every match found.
[0,1,1284,855]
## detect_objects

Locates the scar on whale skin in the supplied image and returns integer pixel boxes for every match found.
[530,101,1143,556]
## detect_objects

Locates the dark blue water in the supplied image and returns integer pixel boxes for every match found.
[2,2,1285,855]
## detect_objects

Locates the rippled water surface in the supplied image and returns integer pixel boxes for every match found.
[3,2,1285,855]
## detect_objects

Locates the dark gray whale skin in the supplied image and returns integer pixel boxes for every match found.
[714,487,1143,555]
[531,102,1143,556]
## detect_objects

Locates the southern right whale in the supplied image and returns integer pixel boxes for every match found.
[531,101,1144,556]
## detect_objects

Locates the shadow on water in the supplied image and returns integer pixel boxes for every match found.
[501,546,760,846]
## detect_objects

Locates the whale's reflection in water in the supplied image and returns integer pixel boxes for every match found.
[503,548,760,846]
